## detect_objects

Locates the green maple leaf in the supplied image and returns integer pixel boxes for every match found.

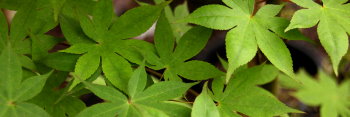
[0,44,52,117]
[211,64,301,117]
[76,65,193,117]
[61,0,168,92]
[294,71,350,117]
[286,0,350,76]
[181,0,310,81]
[142,12,224,81]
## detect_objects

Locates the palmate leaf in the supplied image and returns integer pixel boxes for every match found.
[77,66,193,117]
[0,0,26,10]
[212,64,301,117]
[286,0,350,75]
[0,0,59,72]
[0,44,52,117]
[30,34,64,61]
[181,0,310,81]
[293,71,350,117]
[61,0,167,92]
[143,13,223,81]
[109,2,169,40]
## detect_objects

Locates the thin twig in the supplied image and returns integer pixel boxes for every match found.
[146,68,163,78]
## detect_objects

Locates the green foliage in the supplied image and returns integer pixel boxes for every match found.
[30,72,86,117]
[144,13,223,81]
[182,1,309,81]
[61,0,169,92]
[212,64,301,117]
[191,82,220,117]
[0,0,349,116]
[292,71,350,117]
[137,0,192,41]
[286,0,350,75]
[0,44,52,116]
[76,65,193,117]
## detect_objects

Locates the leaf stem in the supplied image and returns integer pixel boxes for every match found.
[145,67,163,78]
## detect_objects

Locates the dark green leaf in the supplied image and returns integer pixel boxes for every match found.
[31,34,63,61]
[172,26,212,61]
[51,0,66,21]
[29,71,86,117]
[14,71,52,102]
[18,55,36,71]
[154,12,175,59]
[109,2,168,39]
[0,11,7,51]
[42,52,79,71]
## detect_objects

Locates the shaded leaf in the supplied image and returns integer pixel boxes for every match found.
[172,26,212,61]
[14,71,52,102]
[109,3,168,39]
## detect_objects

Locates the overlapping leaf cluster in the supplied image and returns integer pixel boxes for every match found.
[286,0,350,75]
[0,0,348,116]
